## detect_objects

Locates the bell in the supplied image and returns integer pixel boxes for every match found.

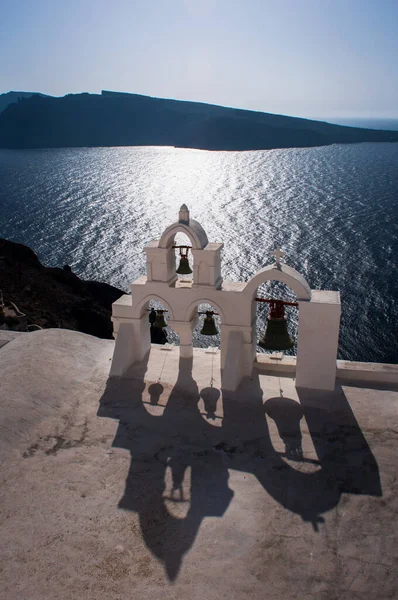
[153,310,167,329]
[200,311,219,336]
[259,317,294,351]
[176,256,193,275]
[176,247,193,275]
[148,307,157,325]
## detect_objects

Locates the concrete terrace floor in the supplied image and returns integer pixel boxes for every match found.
[0,329,397,600]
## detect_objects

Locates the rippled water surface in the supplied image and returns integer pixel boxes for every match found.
[1,144,398,362]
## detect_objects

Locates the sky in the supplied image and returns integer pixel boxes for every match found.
[1,0,397,119]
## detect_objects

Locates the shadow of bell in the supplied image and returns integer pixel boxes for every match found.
[200,387,221,419]
[147,383,164,405]
[264,397,304,460]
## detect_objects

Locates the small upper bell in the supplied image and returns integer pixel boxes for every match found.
[200,311,219,336]
[176,247,193,275]
[176,256,193,275]
[153,310,167,329]
[258,300,294,351]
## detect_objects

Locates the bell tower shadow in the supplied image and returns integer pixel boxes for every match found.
[98,355,233,581]
[98,358,382,579]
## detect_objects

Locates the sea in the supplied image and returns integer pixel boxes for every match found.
[1,123,398,363]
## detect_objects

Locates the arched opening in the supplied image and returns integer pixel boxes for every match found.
[255,280,299,356]
[189,302,222,350]
[158,217,208,251]
[179,299,223,390]
[140,298,180,347]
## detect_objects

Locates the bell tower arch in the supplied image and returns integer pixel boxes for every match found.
[145,205,223,289]
[243,257,340,391]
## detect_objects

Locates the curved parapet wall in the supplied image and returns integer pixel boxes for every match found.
[243,264,311,301]
[135,294,176,320]
[184,297,227,323]
[158,219,209,250]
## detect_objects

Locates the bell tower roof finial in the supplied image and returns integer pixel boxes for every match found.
[179,204,190,224]
[271,247,285,268]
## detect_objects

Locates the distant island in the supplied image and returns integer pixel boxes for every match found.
[0,91,49,115]
[0,90,397,151]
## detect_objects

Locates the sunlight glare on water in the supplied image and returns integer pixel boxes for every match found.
[1,144,398,363]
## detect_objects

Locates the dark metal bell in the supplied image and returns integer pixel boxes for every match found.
[153,310,167,329]
[200,311,218,336]
[176,256,193,275]
[259,317,294,351]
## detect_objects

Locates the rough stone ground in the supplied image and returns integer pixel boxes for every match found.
[0,329,397,600]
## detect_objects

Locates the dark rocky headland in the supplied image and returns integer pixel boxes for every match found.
[0,239,124,339]
[0,90,397,151]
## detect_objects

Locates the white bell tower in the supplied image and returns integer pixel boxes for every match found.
[110,205,341,392]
